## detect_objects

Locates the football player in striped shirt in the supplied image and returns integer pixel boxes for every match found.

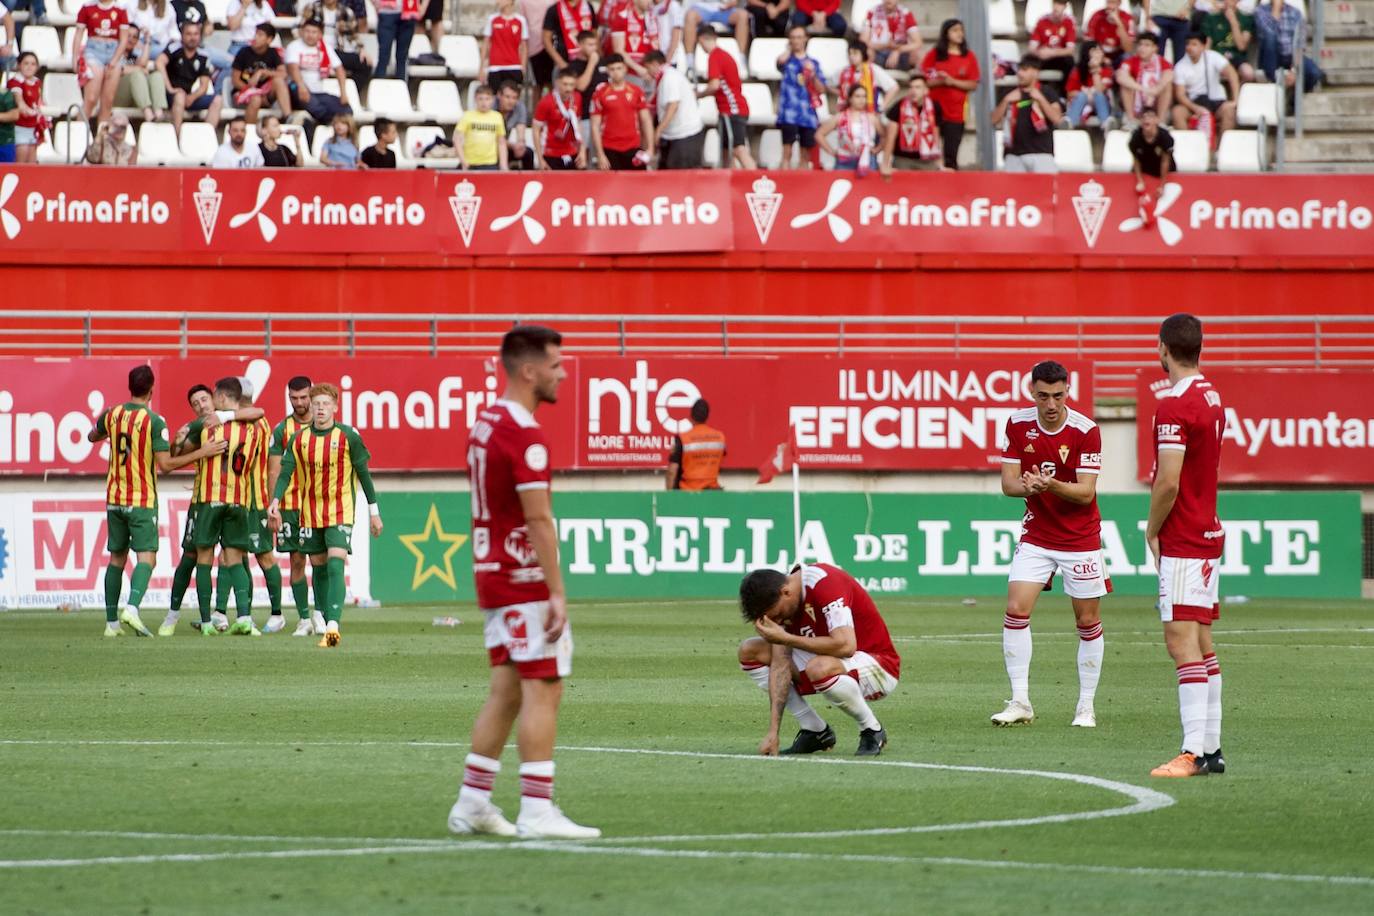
[87,366,226,638]
[268,383,383,648]
[239,375,286,634]
[267,376,321,636]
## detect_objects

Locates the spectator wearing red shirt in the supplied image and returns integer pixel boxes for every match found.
[790,0,844,37]
[7,52,43,164]
[612,0,659,81]
[590,53,653,169]
[1118,31,1173,121]
[482,0,531,86]
[1088,0,1137,68]
[921,18,979,171]
[75,0,133,123]
[534,67,587,168]
[697,28,756,167]
[859,0,921,70]
[1029,0,1076,83]
[1065,41,1118,128]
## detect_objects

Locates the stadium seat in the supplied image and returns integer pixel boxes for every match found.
[21,26,67,71]
[990,39,1022,75]
[270,15,299,30]
[37,119,90,163]
[1216,129,1262,172]
[1236,83,1280,129]
[358,32,379,67]
[138,121,188,166]
[404,125,460,168]
[318,78,369,122]
[179,122,220,166]
[757,128,783,169]
[363,0,378,30]
[439,35,481,79]
[42,72,82,118]
[45,0,79,28]
[989,0,1018,37]
[359,124,408,164]
[405,35,448,79]
[695,37,746,79]
[741,82,775,127]
[703,128,721,168]
[697,95,719,128]
[310,124,331,162]
[1053,129,1095,171]
[366,79,423,123]
[1171,129,1210,172]
[850,0,882,31]
[417,80,462,125]
[747,37,787,81]
[204,0,229,25]
[806,37,848,82]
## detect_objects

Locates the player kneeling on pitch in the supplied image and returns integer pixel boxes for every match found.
[738,564,901,757]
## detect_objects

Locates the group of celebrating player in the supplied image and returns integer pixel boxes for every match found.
[92,369,382,649]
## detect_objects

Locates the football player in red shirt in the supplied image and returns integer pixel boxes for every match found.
[993,361,1107,728]
[738,563,902,757]
[447,326,601,840]
[1146,314,1227,779]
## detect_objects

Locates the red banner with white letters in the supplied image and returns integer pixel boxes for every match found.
[3,166,1374,256]
[1135,369,1374,484]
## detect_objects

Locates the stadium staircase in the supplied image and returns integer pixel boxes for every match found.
[1291,1,1374,169]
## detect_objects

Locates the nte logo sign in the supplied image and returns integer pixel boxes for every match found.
[587,360,702,436]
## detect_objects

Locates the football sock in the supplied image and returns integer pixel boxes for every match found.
[1176,661,1209,756]
[214,564,231,614]
[1003,613,1032,704]
[230,562,252,618]
[103,565,122,623]
[127,562,153,610]
[1076,621,1105,704]
[1203,652,1223,755]
[326,557,345,624]
[518,760,555,819]
[312,563,329,618]
[195,564,214,624]
[740,662,826,732]
[169,551,196,611]
[260,560,282,615]
[815,672,881,731]
[291,576,311,620]
[457,753,501,807]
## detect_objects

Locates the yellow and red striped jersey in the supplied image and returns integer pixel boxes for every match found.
[100,403,170,509]
[284,424,371,528]
[190,418,268,508]
[247,417,272,510]
[269,414,308,511]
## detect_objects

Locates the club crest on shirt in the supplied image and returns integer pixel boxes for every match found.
[1059,445,1070,463]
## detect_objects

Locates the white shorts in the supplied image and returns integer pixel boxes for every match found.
[482,600,573,679]
[1157,556,1221,624]
[793,648,899,702]
[1009,542,1111,600]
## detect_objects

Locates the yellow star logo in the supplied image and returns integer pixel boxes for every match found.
[398,504,468,591]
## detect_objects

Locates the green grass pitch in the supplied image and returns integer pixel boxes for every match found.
[2,597,1372,915]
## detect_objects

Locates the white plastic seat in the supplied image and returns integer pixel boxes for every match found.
[1171,128,1210,172]
[757,127,783,169]
[179,122,220,165]
[1101,129,1132,172]
[697,94,718,128]
[404,125,460,167]
[404,35,448,78]
[38,119,91,162]
[850,0,882,32]
[695,36,745,79]
[366,78,422,122]
[990,39,1022,69]
[21,26,67,71]
[989,0,1018,36]
[358,123,408,164]
[1236,82,1280,129]
[46,0,79,28]
[310,124,331,161]
[138,121,188,166]
[319,78,369,121]
[747,37,787,81]
[204,0,230,26]
[702,127,721,168]
[42,72,82,117]
[806,37,848,83]
[416,79,462,124]
[439,34,480,79]
[1053,129,1095,171]
[740,82,774,127]
[1216,129,1262,172]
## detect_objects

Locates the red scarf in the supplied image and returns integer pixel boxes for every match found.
[558,0,594,59]
[1003,80,1048,149]
[836,111,876,163]
[897,94,940,159]
[619,6,659,61]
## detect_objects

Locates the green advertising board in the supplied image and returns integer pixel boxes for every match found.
[372,490,1362,603]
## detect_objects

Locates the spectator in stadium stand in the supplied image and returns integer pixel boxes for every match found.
[590,53,653,170]
[533,67,586,168]
[644,49,704,168]
[1130,107,1173,188]
[319,111,360,166]
[6,52,41,163]
[745,0,790,41]
[171,0,234,86]
[684,1,751,66]
[1201,0,1255,83]
[614,0,663,83]
[373,0,423,80]
[568,29,607,145]
[1171,32,1238,135]
[1255,0,1325,92]
[1065,41,1119,129]
[880,72,944,173]
[838,40,897,112]
[790,0,843,37]
[818,83,881,171]
[482,0,530,86]
[520,0,557,91]
[455,83,508,170]
[0,7,16,73]
[285,18,353,125]
[130,0,179,61]
[232,23,292,124]
[117,23,170,125]
[497,80,535,169]
[696,27,755,167]
[258,113,303,165]
[542,0,595,81]
[1087,0,1136,68]
[1145,0,1193,61]
[666,399,725,490]
[74,0,133,123]
[1028,0,1076,83]
[84,111,138,163]
[211,113,266,166]
[0,80,17,164]
[776,23,825,168]
[158,22,224,136]
[859,0,921,71]
[359,115,397,167]
[420,0,445,60]
[222,0,273,95]
[304,0,373,91]
[994,55,1062,173]
[656,0,686,65]
[921,18,979,171]
[1118,31,1174,124]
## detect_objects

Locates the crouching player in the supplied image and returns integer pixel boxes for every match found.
[738,564,901,757]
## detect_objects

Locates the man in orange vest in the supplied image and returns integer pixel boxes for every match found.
[667,398,726,490]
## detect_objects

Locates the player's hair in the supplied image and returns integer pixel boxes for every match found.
[603,53,626,67]
[309,383,340,403]
[501,325,562,374]
[739,569,788,622]
[575,29,598,42]
[1137,31,1160,47]
[214,376,243,403]
[186,383,212,403]
[255,22,276,39]
[128,365,155,398]
[1030,360,1069,387]
[690,398,709,424]
[1159,313,1203,366]
[642,50,667,66]
[288,375,313,392]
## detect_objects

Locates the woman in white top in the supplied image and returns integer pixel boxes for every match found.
[130,0,180,60]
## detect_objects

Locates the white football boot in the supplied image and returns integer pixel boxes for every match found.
[990,699,1035,726]
[448,801,517,837]
[262,615,286,634]
[210,611,230,632]
[311,610,327,634]
[1071,703,1097,728]
[516,807,602,840]
[292,618,314,637]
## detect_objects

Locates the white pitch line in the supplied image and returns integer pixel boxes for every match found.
[0,828,446,846]
[896,626,1374,642]
[902,638,1374,650]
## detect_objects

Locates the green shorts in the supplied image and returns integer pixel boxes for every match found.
[107,506,159,554]
[246,508,272,556]
[275,508,304,554]
[299,522,353,556]
[195,502,252,551]
[180,503,202,551]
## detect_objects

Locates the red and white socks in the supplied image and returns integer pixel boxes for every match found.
[1203,652,1223,754]
[814,672,880,731]
[1176,660,1209,756]
[457,752,501,808]
[1076,621,1105,705]
[740,662,826,732]
[1002,613,1032,704]
[518,760,556,820]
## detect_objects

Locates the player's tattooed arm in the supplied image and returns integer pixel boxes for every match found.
[760,644,794,756]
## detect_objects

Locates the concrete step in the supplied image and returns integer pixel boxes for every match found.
[1290,113,1374,131]
[1326,67,1374,84]
[1299,87,1374,115]
[1317,41,1374,71]
[1324,0,1374,26]
[1326,23,1372,38]
[1285,132,1374,160]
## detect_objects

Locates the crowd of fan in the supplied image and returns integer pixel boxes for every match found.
[0,0,1323,172]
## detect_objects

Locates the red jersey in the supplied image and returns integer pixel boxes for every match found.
[533,91,582,156]
[707,46,748,117]
[1001,407,1103,553]
[795,0,839,14]
[1087,8,1135,56]
[863,5,918,47]
[1151,375,1225,559]
[788,564,900,680]
[7,76,41,129]
[483,13,529,69]
[469,399,553,609]
[921,48,979,123]
[1030,14,1076,51]
[1065,65,1116,95]
[77,2,129,40]
[612,5,658,62]
[591,80,647,151]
